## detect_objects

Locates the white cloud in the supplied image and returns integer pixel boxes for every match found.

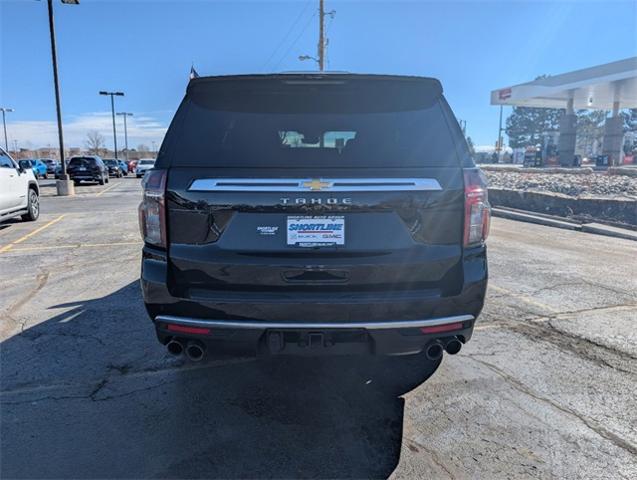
[6,112,168,150]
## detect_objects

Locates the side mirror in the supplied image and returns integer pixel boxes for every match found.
[17,163,25,174]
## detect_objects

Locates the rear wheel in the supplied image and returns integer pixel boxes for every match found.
[98,175,105,185]
[21,188,40,222]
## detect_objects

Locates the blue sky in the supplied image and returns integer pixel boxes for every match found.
[1,0,636,151]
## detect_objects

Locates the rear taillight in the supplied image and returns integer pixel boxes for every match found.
[138,169,167,248]
[463,168,490,247]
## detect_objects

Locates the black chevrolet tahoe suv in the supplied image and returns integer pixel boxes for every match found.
[139,73,489,362]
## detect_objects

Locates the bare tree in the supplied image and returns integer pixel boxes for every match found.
[85,130,105,155]
[136,144,150,154]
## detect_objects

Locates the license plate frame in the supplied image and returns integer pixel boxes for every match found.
[287,215,345,247]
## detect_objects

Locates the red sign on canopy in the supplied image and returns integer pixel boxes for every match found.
[498,88,512,100]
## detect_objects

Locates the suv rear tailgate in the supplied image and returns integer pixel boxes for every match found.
[166,166,464,297]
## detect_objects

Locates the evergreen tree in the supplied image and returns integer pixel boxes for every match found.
[505,106,563,148]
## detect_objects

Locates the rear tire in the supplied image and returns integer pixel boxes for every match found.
[98,175,105,185]
[21,188,40,222]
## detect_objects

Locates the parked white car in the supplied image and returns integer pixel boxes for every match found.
[0,148,40,223]
[135,158,156,178]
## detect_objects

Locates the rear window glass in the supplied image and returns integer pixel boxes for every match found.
[161,77,460,168]
[69,157,97,166]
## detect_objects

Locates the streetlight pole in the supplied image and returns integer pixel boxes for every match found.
[0,108,13,151]
[116,112,133,161]
[99,91,124,159]
[46,0,79,196]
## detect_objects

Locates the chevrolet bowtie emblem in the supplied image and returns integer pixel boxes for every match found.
[302,179,332,191]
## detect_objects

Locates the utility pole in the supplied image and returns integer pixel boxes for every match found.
[99,91,124,159]
[116,112,133,162]
[0,107,13,151]
[299,1,334,71]
[318,0,325,71]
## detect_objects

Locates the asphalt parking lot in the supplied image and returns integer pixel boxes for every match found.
[1,177,636,479]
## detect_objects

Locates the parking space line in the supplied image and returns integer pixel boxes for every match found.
[95,183,119,197]
[7,241,141,252]
[0,215,66,253]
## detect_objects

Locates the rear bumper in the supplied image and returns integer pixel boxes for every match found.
[141,245,487,356]
[70,174,101,180]
[155,314,475,356]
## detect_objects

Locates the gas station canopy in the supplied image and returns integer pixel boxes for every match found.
[490,57,637,110]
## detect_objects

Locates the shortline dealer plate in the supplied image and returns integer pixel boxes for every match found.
[287,216,345,247]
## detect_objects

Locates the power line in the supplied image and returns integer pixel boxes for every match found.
[272,10,317,71]
[261,1,312,72]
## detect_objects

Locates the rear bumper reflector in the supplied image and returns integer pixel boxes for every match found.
[156,314,474,331]
[166,324,211,335]
[420,322,464,334]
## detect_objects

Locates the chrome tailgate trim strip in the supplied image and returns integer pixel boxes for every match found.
[188,177,442,192]
[155,314,474,331]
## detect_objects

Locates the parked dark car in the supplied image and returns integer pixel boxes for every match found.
[41,158,59,176]
[67,156,109,185]
[139,73,490,364]
[103,158,123,178]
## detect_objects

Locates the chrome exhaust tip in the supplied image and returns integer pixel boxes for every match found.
[185,340,206,362]
[425,341,444,361]
[166,338,184,356]
[445,338,462,355]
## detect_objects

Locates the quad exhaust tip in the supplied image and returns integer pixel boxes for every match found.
[445,338,463,355]
[166,338,184,356]
[185,340,206,362]
[425,342,444,361]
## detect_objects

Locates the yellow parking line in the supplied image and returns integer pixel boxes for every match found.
[7,241,141,253]
[0,215,66,253]
[95,183,118,197]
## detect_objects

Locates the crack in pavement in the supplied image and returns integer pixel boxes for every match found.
[1,379,176,406]
[484,298,637,373]
[0,272,49,337]
[19,329,107,346]
[467,355,637,458]
[523,280,635,299]
[1,356,258,398]
[403,436,456,479]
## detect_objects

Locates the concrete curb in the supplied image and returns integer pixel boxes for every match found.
[580,223,637,242]
[492,208,637,242]
[491,208,581,231]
